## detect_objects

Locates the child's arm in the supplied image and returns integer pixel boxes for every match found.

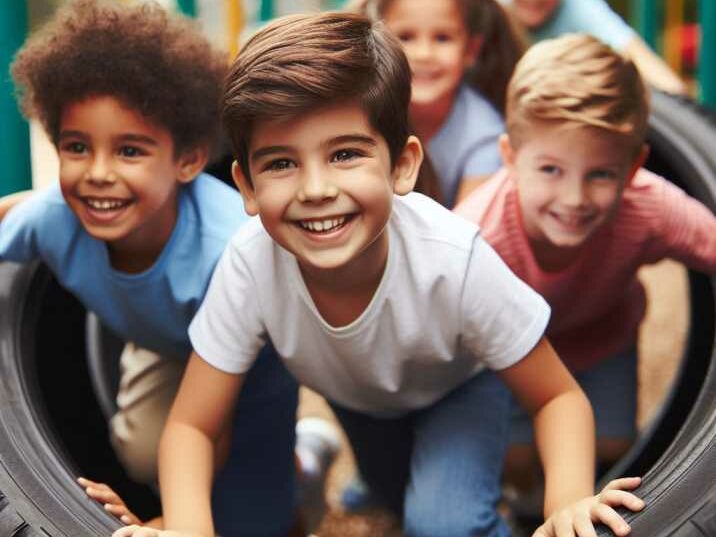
[112,352,245,537]
[498,337,644,536]
[0,191,32,221]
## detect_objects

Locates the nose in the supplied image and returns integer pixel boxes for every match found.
[85,153,115,185]
[409,36,433,61]
[560,177,587,208]
[296,168,339,203]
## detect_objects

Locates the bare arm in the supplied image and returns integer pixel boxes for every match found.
[0,191,33,221]
[623,36,688,95]
[159,352,245,537]
[498,337,595,516]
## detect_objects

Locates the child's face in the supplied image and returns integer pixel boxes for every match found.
[233,102,421,275]
[383,0,480,108]
[58,96,201,261]
[502,123,646,252]
[511,0,561,29]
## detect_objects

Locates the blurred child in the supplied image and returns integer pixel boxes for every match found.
[504,0,688,95]
[1,1,338,534]
[115,13,646,537]
[356,0,524,207]
[455,33,716,492]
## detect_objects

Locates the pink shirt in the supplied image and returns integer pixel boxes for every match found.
[455,168,716,371]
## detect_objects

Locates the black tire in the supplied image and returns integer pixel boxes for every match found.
[595,93,716,537]
[0,92,714,536]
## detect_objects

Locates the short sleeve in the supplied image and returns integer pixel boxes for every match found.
[460,237,550,370]
[188,236,266,373]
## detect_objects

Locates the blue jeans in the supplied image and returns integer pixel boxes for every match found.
[330,370,511,537]
[212,342,299,537]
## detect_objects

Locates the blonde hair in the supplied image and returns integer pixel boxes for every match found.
[506,33,649,150]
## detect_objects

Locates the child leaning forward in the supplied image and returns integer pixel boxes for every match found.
[116,13,645,537]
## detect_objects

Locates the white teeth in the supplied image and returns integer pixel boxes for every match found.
[299,216,346,232]
[85,198,127,210]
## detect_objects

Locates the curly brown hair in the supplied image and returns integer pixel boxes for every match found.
[11,0,227,155]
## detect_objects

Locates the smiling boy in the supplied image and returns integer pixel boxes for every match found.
[455,33,716,495]
[115,12,648,537]
[1,1,301,534]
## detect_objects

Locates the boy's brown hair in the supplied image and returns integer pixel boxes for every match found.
[11,0,227,155]
[354,0,525,113]
[222,12,412,180]
[506,33,650,152]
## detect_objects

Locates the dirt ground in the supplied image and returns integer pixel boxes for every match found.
[298,260,689,537]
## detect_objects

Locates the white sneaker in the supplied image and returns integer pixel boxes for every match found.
[295,417,342,533]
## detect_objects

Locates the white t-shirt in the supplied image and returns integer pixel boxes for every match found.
[189,193,550,417]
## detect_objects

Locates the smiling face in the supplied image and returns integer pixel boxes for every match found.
[58,95,203,269]
[383,0,479,109]
[511,0,561,29]
[502,123,646,261]
[233,102,421,279]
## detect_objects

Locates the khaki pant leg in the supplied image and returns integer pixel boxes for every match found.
[109,343,184,484]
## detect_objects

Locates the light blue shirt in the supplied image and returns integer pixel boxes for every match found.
[530,0,635,50]
[0,174,249,360]
[428,84,504,208]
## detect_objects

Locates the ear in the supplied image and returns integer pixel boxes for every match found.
[499,133,516,169]
[392,135,423,196]
[231,160,260,216]
[465,35,483,67]
[625,143,649,185]
[176,144,210,184]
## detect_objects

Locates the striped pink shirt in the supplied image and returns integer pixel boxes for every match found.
[455,168,716,371]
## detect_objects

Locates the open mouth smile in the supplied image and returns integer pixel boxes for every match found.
[82,197,132,211]
[297,215,354,234]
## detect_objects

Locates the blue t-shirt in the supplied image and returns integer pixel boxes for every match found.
[529,0,635,50]
[0,174,249,360]
[428,84,504,208]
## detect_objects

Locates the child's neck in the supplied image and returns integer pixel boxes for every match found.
[299,234,389,327]
[529,237,585,273]
[410,92,457,143]
[107,196,179,274]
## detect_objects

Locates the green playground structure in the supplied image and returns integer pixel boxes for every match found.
[2,0,714,197]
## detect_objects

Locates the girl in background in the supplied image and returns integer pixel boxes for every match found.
[355,0,524,207]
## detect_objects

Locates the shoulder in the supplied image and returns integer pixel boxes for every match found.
[617,168,678,233]
[2,182,79,235]
[454,169,512,226]
[393,193,479,252]
[182,173,250,242]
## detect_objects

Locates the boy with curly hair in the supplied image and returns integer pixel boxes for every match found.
[455,33,716,493]
[116,12,647,537]
[1,0,313,534]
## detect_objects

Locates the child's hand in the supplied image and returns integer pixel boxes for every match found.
[533,477,645,537]
[77,477,142,526]
[112,528,203,537]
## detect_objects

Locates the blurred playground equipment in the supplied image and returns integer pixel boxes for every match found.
[1,0,714,197]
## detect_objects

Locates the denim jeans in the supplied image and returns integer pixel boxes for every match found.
[212,342,299,537]
[331,370,511,537]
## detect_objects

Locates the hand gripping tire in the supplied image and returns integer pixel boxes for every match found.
[0,92,714,536]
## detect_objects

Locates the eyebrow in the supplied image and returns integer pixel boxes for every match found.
[250,133,378,163]
[58,130,158,146]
